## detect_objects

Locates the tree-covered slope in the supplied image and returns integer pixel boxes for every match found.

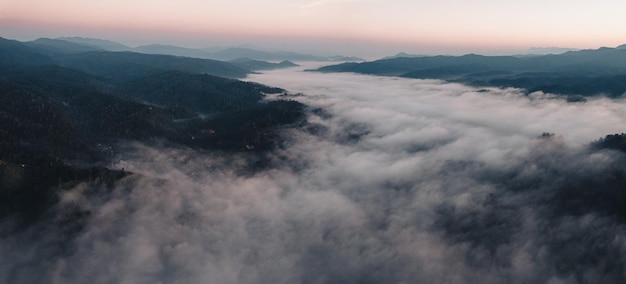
[116,70,282,113]
[56,51,251,81]
[0,39,306,224]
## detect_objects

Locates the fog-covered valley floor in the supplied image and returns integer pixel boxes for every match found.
[3,64,626,283]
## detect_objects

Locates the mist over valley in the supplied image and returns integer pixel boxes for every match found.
[1,36,626,283]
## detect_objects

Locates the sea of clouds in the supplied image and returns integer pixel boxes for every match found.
[2,64,625,283]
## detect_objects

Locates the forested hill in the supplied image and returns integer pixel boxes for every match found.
[0,37,306,225]
[314,46,626,97]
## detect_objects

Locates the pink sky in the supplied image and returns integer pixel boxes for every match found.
[1,0,626,57]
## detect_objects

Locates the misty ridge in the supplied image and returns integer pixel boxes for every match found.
[316,44,626,99]
[25,37,364,62]
[1,35,626,283]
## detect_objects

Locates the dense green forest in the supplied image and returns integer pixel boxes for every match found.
[0,37,306,225]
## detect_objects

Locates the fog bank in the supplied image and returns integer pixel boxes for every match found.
[2,64,626,283]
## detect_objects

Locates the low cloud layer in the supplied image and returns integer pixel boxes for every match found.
[2,65,626,283]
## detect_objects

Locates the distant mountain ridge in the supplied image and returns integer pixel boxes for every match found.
[523,47,580,55]
[314,45,626,97]
[59,37,364,62]
[0,37,251,80]
[26,38,105,55]
[133,44,211,58]
[381,52,426,60]
[229,57,299,71]
[58,36,132,51]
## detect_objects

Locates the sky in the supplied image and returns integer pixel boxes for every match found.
[1,0,626,57]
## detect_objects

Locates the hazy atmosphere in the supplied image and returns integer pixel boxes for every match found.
[2,0,626,56]
[3,63,626,283]
[2,1,626,283]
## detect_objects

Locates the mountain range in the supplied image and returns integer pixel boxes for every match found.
[315,45,626,97]
[58,37,364,62]
[4,34,626,227]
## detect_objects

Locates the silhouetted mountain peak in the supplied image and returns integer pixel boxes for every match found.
[525,47,579,55]
[27,38,104,54]
[228,57,299,70]
[0,37,52,66]
[278,60,298,67]
[382,52,425,59]
[58,37,132,51]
